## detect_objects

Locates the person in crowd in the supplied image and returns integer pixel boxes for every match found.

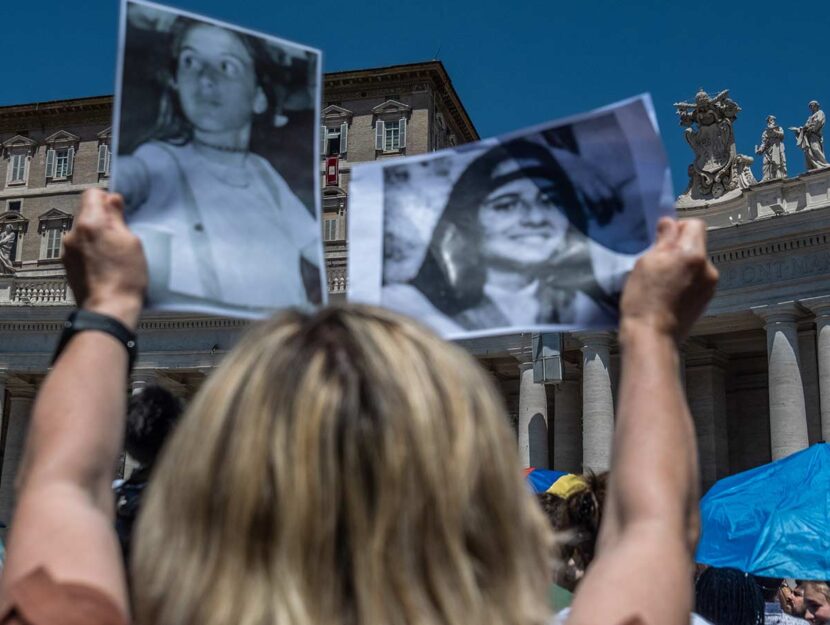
[802,582,830,624]
[1,189,717,625]
[780,581,808,619]
[114,384,183,568]
[384,138,634,333]
[536,471,608,591]
[118,16,321,311]
[693,567,764,625]
[759,577,809,624]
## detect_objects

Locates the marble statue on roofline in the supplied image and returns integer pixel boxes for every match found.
[756,115,787,181]
[0,226,17,275]
[674,89,757,208]
[790,101,829,171]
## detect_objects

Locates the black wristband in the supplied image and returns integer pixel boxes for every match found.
[52,309,138,372]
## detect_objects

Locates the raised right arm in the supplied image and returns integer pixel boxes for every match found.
[567,218,718,625]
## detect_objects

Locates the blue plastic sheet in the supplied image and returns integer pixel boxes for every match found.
[696,443,830,579]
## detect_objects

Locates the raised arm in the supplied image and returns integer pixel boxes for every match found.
[567,218,718,625]
[1,190,147,613]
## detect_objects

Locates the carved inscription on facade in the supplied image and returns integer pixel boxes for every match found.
[718,249,830,290]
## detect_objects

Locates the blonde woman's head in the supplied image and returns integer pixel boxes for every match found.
[133,305,554,625]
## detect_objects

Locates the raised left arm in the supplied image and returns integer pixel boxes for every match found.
[1,190,147,614]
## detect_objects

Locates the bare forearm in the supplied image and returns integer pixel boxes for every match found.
[20,301,138,509]
[610,321,698,533]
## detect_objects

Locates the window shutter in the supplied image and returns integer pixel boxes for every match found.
[340,122,348,154]
[45,149,56,178]
[399,118,407,149]
[321,125,327,155]
[66,147,75,176]
[375,121,384,150]
[106,147,111,174]
[97,144,108,173]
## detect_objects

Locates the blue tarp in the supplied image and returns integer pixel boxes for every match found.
[696,443,830,579]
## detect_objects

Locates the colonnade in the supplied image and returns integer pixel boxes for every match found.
[516,299,830,482]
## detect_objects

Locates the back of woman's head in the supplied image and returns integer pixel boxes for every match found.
[132,305,554,625]
[694,567,764,625]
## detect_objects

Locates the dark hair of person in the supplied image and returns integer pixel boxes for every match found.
[148,17,282,146]
[125,384,183,466]
[409,138,621,317]
[754,575,785,602]
[694,567,765,625]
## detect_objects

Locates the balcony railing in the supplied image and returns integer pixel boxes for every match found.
[4,277,72,305]
[327,265,347,294]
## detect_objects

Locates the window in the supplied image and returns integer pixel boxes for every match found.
[8,154,26,183]
[323,216,338,242]
[7,201,21,213]
[37,208,71,261]
[321,123,349,156]
[97,144,111,176]
[44,227,62,259]
[46,147,75,179]
[375,118,407,152]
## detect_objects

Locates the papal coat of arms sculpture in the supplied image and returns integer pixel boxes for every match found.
[674,89,757,208]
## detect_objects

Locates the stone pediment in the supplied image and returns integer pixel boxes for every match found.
[44,130,80,145]
[38,208,72,221]
[2,135,36,150]
[97,127,112,140]
[372,99,411,116]
[0,212,29,233]
[321,105,353,123]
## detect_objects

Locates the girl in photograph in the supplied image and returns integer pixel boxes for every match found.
[384,138,632,333]
[117,14,321,312]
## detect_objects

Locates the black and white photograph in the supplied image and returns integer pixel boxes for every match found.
[348,95,673,339]
[112,0,325,316]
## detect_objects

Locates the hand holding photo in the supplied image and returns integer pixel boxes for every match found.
[112,0,325,317]
[348,95,674,339]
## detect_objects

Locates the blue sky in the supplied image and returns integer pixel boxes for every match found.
[3,0,828,195]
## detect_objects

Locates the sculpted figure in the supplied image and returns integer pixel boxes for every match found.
[674,89,756,207]
[756,115,787,180]
[790,101,829,170]
[0,225,16,275]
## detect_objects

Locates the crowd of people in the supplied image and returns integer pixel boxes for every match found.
[0,188,825,625]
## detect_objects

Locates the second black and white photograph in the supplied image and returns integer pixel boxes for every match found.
[112,0,325,316]
[348,96,673,338]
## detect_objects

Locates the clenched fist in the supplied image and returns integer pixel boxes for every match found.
[63,190,148,329]
[620,217,718,343]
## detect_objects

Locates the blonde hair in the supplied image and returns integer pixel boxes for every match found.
[132,305,554,625]
[804,581,830,602]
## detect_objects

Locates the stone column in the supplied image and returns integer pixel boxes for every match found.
[575,332,614,472]
[0,381,35,526]
[754,303,809,460]
[685,349,729,490]
[802,297,830,442]
[552,379,582,473]
[518,362,548,469]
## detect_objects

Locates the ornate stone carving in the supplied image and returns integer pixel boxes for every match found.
[756,115,787,181]
[790,101,829,171]
[0,226,16,275]
[674,89,756,208]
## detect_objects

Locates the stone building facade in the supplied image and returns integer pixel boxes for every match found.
[0,60,829,528]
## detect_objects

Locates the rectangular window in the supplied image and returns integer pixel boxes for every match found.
[7,201,21,212]
[48,147,75,179]
[97,144,111,175]
[45,228,62,259]
[323,217,338,242]
[384,122,400,151]
[54,150,70,178]
[9,154,26,183]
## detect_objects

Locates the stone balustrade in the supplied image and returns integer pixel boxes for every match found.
[327,265,347,294]
[0,276,72,305]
